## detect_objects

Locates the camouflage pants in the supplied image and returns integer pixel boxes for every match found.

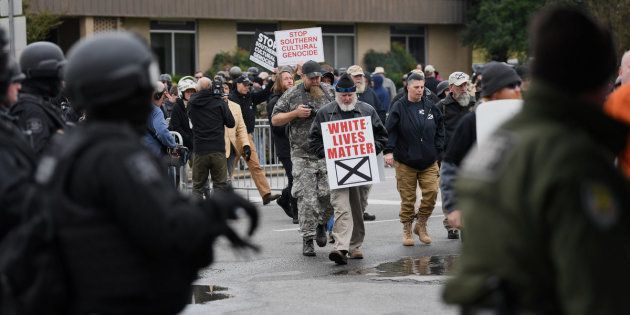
[291,157,332,239]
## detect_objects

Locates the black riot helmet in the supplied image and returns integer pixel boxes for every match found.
[0,28,9,101]
[8,58,25,83]
[20,41,65,80]
[64,32,159,127]
[247,66,259,77]
[229,66,242,80]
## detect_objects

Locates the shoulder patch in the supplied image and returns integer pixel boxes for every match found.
[460,131,516,182]
[26,117,43,134]
[582,182,619,229]
[125,152,162,184]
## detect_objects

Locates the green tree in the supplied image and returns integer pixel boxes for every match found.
[462,0,546,61]
[363,42,417,87]
[23,0,63,43]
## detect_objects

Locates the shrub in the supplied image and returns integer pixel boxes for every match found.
[363,42,417,87]
[210,48,256,75]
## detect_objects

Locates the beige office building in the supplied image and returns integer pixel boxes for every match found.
[30,0,471,77]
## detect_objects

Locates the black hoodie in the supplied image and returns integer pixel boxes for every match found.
[385,95,445,171]
[187,90,235,155]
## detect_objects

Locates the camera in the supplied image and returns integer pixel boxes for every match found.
[304,103,317,118]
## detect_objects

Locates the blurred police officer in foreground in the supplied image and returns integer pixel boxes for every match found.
[10,41,66,157]
[45,32,258,314]
[443,6,630,314]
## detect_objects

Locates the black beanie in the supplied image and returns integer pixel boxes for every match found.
[480,62,521,97]
[335,73,356,92]
[530,6,616,93]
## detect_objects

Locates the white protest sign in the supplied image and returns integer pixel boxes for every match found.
[249,31,277,71]
[475,99,523,147]
[322,117,380,190]
[274,27,324,66]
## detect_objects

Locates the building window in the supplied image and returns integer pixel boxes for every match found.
[390,25,425,65]
[237,23,277,52]
[150,21,196,76]
[321,25,354,69]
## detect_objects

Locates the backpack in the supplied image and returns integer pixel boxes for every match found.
[0,127,118,315]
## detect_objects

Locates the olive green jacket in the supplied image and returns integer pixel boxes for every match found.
[443,84,630,314]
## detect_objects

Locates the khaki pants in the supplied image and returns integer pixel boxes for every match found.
[227,133,272,198]
[395,161,439,223]
[192,152,228,197]
[330,186,367,252]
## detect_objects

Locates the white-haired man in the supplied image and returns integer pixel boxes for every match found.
[307,73,388,265]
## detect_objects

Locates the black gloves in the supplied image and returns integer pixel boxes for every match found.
[203,187,259,252]
[243,145,252,161]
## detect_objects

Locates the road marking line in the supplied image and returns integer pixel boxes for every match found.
[272,214,444,232]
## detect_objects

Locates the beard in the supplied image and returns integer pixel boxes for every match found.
[356,81,366,93]
[308,85,324,100]
[454,92,471,106]
[335,93,358,112]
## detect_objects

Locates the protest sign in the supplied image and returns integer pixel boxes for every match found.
[476,99,523,146]
[274,27,324,66]
[249,31,276,71]
[321,117,380,190]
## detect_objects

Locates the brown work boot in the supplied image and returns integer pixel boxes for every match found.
[414,216,432,244]
[349,248,363,259]
[402,222,414,246]
[262,193,280,205]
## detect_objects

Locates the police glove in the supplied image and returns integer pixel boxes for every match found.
[243,145,252,161]
[203,188,259,252]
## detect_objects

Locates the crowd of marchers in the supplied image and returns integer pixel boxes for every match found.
[2,5,630,314]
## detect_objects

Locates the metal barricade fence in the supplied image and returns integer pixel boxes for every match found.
[229,119,289,200]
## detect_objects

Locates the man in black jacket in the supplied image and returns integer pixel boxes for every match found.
[345,64,381,222]
[436,71,475,237]
[229,74,280,204]
[308,74,388,264]
[189,77,235,198]
[384,72,445,246]
[267,67,297,222]
[10,41,66,157]
[169,75,196,152]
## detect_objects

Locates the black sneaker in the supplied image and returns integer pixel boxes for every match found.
[316,224,327,247]
[363,212,376,221]
[328,250,348,265]
[447,229,460,240]
[302,239,315,256]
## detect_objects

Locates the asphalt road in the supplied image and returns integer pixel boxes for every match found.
[181,167,461,314]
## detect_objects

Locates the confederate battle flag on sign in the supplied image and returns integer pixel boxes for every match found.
[321,117,381,190]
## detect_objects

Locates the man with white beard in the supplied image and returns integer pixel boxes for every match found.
[346,65,382,222]
[307,73,388,265]
[436,71,475,239]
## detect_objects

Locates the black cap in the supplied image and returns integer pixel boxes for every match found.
[234,74,252,85]
[335,73,356,93]
[480,62,521,97]
[302,60,322,78]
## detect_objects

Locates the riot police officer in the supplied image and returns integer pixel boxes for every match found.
[46,32,258,314]
[0,29,36,240]
[10,41,66,157]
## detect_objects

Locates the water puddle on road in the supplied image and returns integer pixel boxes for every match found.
[191,285,233,304]
[334,255,458,277]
